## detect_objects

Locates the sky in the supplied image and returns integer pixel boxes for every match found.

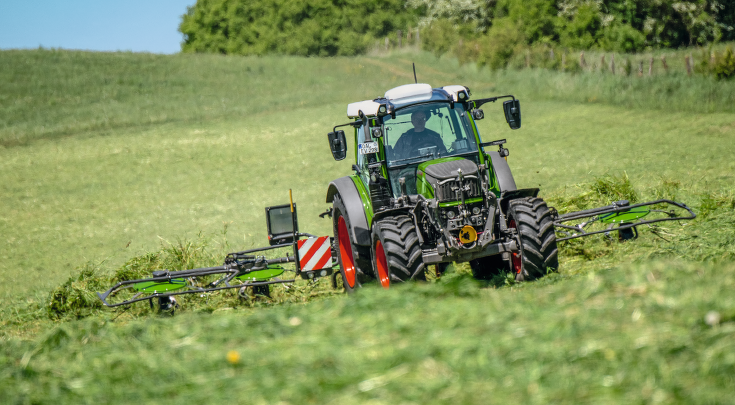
[0,0,197,54]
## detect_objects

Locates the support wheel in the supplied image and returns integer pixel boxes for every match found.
[371,215,425,288]
[469,255,505,280]
[507,197,559,281]
[332,195,372,292]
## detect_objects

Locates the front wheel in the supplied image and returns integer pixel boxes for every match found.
[371,215,425,288]
[332,195,372,292]
[507,197,559,281]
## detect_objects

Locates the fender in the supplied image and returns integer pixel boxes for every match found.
[499,188,540,213]
[488,151,517,192]
[326,176,372,246]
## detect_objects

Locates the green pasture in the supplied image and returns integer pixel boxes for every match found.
[1,49,734,403]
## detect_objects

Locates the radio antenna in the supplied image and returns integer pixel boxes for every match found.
[412,63,417,83]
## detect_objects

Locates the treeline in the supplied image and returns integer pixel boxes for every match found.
[179,0,418,56]
[180,0,735,58]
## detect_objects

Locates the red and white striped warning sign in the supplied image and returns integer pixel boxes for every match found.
[297,236,333,271]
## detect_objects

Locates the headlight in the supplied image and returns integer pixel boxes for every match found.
[472,207,481,215]
[446,210,455,219]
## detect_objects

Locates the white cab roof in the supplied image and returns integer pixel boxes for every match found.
[345,83,469,118]
[384,83,433,100]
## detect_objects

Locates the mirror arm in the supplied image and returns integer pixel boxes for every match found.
[470,95,516,109]
[332,121,362,133]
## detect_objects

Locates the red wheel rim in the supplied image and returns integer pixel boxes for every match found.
[375,240,390,289]
[509,219,522,274]
[337,216,356,288]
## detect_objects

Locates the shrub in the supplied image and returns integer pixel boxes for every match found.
[420,19,459,56]
[496,0,557,44]
[475,18,526,69]
[714,46,735,80]
[599,23,646,53]
[558,3,601,50]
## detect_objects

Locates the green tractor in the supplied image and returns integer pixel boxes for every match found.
[325,83,557,290]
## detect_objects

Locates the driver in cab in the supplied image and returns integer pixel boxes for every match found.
[392,110,447,160]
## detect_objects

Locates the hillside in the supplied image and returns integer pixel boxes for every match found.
[1,48,734,403]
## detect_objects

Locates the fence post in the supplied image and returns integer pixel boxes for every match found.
[601,55,606,72]
[550,49,554,61]
[526,49,531,68]
[397,30,402,48]
[385,37,389,51]
[407,27,412,44]
[580,51,586,69]
[638,61,643,77]
[611,54,615,74]
[648,57,654,75]
[711,51,716,66]
[416,28,420,48]
[661,55,668,72]
[685,54,692,76]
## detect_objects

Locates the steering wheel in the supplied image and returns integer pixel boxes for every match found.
[398,138,445,160]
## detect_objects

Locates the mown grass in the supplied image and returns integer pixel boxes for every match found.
[2,259,734,403]
[1,48,734,403]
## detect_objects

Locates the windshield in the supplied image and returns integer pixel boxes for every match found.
[383,102,477,168]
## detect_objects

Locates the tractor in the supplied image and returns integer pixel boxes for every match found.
[326,83,556,290]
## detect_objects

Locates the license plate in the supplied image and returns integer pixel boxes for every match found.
[358,141,379,155]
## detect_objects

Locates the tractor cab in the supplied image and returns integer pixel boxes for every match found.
[333,84,514,204]
[382,100,480,196]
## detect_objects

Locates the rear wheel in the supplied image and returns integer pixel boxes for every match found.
[507,197,559,281]
[332,195,371,292]
[371,215,425,288]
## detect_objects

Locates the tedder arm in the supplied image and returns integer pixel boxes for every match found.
[97,192,337,308]
[552,199,696,242]
[97,239,336,308]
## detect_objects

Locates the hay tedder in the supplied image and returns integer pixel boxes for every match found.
[98,82,695,310]
[97,193,340,309]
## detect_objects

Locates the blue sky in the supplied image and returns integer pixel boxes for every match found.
[0,0,197,54]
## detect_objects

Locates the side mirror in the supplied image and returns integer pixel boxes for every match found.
[327,130,347,161]
[472,109,484,120]
[503,99,521,129]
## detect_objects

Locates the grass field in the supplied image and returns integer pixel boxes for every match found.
[1,48,734,403]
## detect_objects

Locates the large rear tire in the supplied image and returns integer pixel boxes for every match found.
[507,197,559,281]
[332,195,372,293]
[371,215,426,288]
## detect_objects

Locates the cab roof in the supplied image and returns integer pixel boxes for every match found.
[346,84,469,118]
